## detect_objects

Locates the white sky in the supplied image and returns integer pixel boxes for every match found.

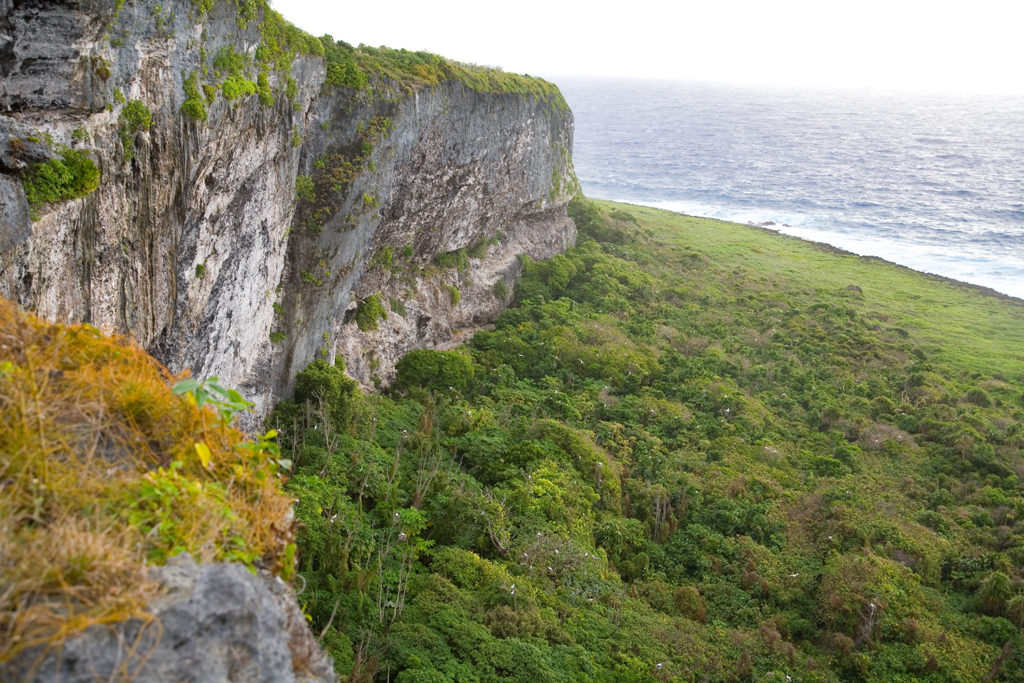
[275,0,1024,94]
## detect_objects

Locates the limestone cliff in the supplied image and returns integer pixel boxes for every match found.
[0,0,577,419]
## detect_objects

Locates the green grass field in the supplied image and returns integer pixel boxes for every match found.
[602,199,1024,380]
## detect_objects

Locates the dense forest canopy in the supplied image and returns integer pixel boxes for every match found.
[275,197,1024,681]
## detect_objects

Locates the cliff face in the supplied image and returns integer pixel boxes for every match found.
[0,0,576,418]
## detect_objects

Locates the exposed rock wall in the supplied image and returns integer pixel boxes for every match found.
[293,81,575,389]
[0,0,576,417]
[2,554,335,682]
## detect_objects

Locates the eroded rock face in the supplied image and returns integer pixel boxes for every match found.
[2,555,335,683]
[292,81,576,389]
[0,0,576,418]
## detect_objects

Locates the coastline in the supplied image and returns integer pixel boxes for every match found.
[560,78,1024,304]
[595,196,1024,305]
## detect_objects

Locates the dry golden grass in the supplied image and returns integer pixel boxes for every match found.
[0,298,293,664]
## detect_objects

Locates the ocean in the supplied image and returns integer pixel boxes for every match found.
[558,78,1024,300]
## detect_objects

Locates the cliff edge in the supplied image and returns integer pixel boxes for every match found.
[0,0,577,418]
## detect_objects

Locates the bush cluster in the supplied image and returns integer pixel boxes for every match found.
[21,147,100,216]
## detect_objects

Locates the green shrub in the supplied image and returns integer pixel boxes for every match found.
[978,571,1012,615]
[1007,594,1024,627]
[213,46,246,75]
[832,444,862,471]
[369,247,393,269]
[466,240,489,260]
[386,298,406,319]
[22,147,100,217]
[809,455,849,477]
[609,209,639,225]
[181,72,208,121]
[393,349,474,394]
[445,284,461,307]
[674,585,707,623]
[354,294,387,331]
[118,99,151,163]
[321,38,368,90]
[236,0,258,26]
[492,279,509,300]
[92,56,111,80]
[964,387,992,407]
[295,175,315,202]
[299,269,321,286]
[222,75,256,101]
[256,70,274,106]
[915,509,949,534]
[192,0,215,17]
[569,194,631,244]
[435,248,468,272]
[289,359,359,429]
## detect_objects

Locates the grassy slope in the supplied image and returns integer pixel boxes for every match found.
[613,200,1023,379]
[0,300,293,665]
[280,198,1024,681]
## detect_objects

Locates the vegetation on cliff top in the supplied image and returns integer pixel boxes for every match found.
[321,37,566,106]
[179,0,565,123]
[276,197,1024,680]
[0,300,293,665]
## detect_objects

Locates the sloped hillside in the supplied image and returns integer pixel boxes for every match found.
[275,197,1024,681]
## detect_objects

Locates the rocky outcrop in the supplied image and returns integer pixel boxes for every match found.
[2,555,335,682]
[0,0,576,418]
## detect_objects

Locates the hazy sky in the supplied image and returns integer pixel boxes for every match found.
[276,0,1023,94]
